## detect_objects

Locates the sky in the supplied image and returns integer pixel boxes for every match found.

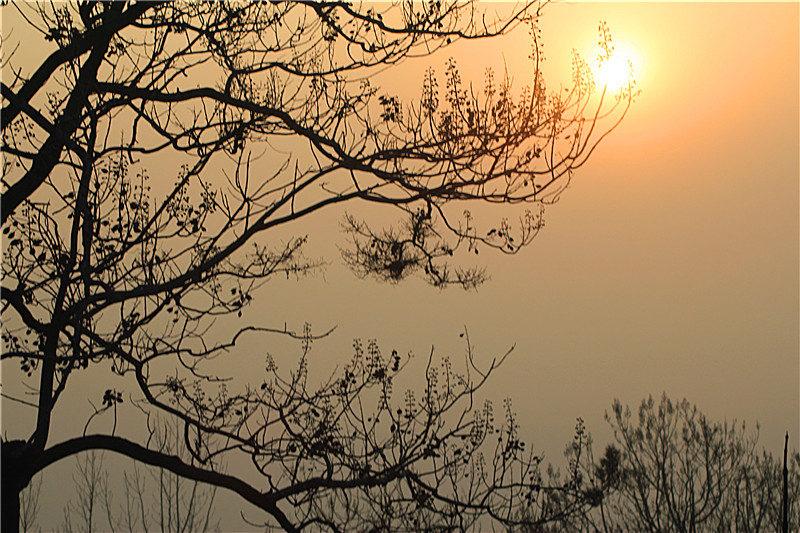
[262,0,800,460]
[211,2,799,525]
[2,2,798,530]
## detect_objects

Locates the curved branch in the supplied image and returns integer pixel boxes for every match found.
[40,434,299,532]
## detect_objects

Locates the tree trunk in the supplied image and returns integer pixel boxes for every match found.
[2,440,29,533]
[783,432,789,533]
[2,487,20,533]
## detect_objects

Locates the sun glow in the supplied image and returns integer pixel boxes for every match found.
[594,40,640,93]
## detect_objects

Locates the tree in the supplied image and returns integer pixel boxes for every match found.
[58,418,219,533]
[536,395,800,533]
[509,418,615,533]
[18,472,41,533]
[1,2,633,531]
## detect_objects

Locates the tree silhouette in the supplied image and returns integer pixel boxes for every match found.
[1,2,633,531]
[529,395,800,533]
[57,418,219,533]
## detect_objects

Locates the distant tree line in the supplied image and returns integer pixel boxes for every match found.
[19,393,795,532]
[19,417,219,533]
[514,394,800,533]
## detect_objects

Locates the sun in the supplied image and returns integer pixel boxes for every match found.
[596,54,634,91]
[593,37,640,93]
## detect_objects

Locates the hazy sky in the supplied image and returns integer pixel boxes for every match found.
[260,1,800,461]
[220,4,800,523]
[3,2,798,530]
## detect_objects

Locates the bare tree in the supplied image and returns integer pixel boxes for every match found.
[532,395,800,533]
[18,473,41,533]
[143,417,219,533]
[1,2,633,531]
[57,418,219,533]
[59,450,106,533]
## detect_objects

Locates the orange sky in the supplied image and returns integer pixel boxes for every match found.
[2,2,798,529]
[263,1,799,460]
[515,1,799,455]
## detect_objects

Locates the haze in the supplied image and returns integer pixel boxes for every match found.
[1,2,797,530]
[260,1,799,459]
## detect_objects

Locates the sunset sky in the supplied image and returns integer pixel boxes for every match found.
[257,1,799,461]
[489,0,800,457]
[2,2,798,530]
